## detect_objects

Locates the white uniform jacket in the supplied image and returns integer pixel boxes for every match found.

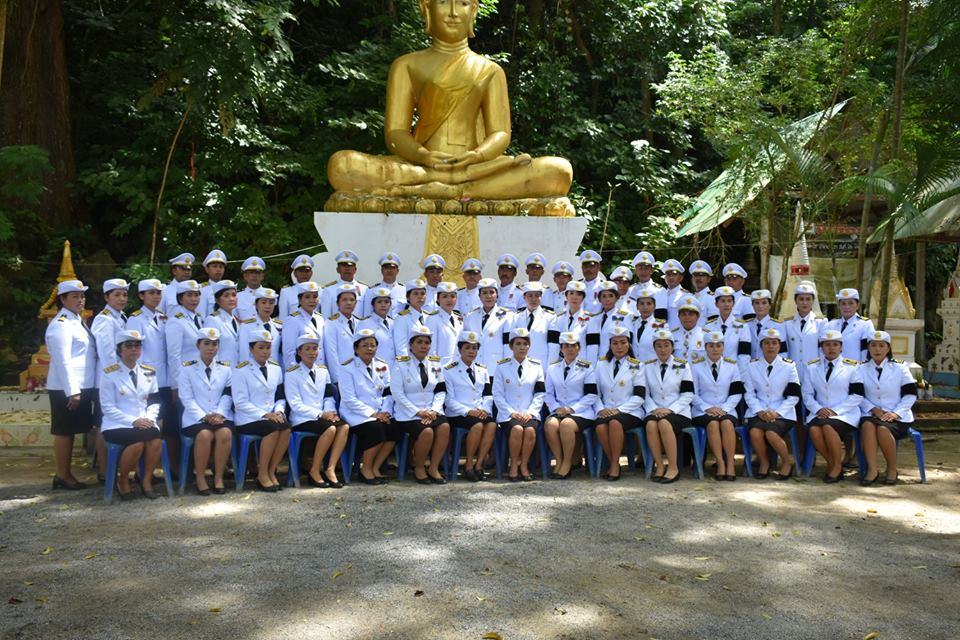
[321,279,367,319]
[178,359,233,426]
[737,316,787,368]
[654,285,689,329]
[392,307,428,358]
[642,356,694,419]
[231,359,285,426]
[672,325,706,363]
[783,313,827,376]
[442,358,493,418]
[203,309,241,366]
[703,314,747,360]
[357,314,396,363]
[545,358,598,419]
[323,312,359,382]
[631,315,663,362]
[164,309,204,390]
[859,359,917,423]
[284,362,337,426]
[98,361,160,432]
[238,317,283,365]
[126,307,168,387]
[46,309,97,396]
[498,282,522,311]
[337,357,393,426]
[282,308,326,369]
[690,356,744,417]
[360,281,405,319]
[693,288,718,326]
[159,279,181,317]
[581,277,605,315]
[425,308,463,364]
[454,287,481,316]
[743,356,801,420]
[199,279,222,318]
[548,309,590,357]
[585,307,634,363]
[800,357,864,427]
[509,306,556,364]
[236,286,268,322]
[492,356,545,423]
[390,355,446,422]
[595,356,646,418]
[91,307,125,386]
[462,305,514,370]
[825,314,876,361]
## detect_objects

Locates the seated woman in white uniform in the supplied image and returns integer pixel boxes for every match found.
[233,329,290,492]
[643,329,694,483]
[493,327,546,482]
[443,330,496,482]
[337,328,395,484]
[690,331,744,480]
[286,330,349,488]
[390,324,450,484]
[858,330,917,486]
[594,326,645,481]
[743,328,801,480]
[178,328,234,495]
[99,329,164,500]
[544,331,598,479]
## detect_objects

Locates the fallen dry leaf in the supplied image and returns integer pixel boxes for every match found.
[481,633,503,640]
[209,607,221,613]
[383,531,394,536]
[241,494,251,501]
[34,596,47,604]
[695,573,712,581]
[8,597,22,605]
[867,509,877,514]
[694,556,710,561]
[332,570,344,579]
[911,565,927,570]
[83,552,98,560]
[863,632,881,640]
[414,590,424,597]
[40,547,53,556]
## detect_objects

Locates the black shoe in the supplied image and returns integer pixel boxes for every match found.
[465,469,479,482]
[725,474,737,481]
[522,474,535,482]
[324,471,344,489]
[651,473,665,483]
[776,467,793,481]
[256,480,279,492]
[549,472,562,480]
[307,474,329,488]
[359,475,380,485]
[429,475,447,485]
[661,472,680,484]
[374,476,389,485]
[116,485,135,501]
[606,473,621,482]
[52,476,87,491]
[883,474,899,485]
[508,474,521,482]
[141,485,161,499]
[415,476,432,485]
[756,469,770,480]
[476,469,488,481]
[842,460,858,470]
[860,472,878,487]
[823,473,841,484]
[714,473,724,481]
[212,485,226,495]
[196,486,212,496]
[97,474,106,485]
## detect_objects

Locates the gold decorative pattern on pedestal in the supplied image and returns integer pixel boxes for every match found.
[423,215,480,287]
[325,192,576,217]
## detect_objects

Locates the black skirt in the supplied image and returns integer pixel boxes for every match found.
[595,412,642,431]
[809,417,855,439]
[860,417,913,440]
[747,416,795,437]
[352,420,389,451]
[181,421,234,437]
[102,427,162,445]
[237,419,290,437]
[396,416,449,440]
[293,418,347,433]
[449,415,489,431]
[692,413,738,428]
[548,414,594,431]
[499,417,540,430]
[49,388,95,436]
[644,412,692,433]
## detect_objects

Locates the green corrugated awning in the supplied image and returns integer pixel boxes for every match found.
[676,100,850,237]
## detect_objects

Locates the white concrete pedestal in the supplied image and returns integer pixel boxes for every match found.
[884,318,924,364]
[313,212,589,284]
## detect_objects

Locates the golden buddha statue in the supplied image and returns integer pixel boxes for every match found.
[325,0,574,216]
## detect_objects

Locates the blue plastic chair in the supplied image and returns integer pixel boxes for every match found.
[623,426,652,478]
[446,426,504,481]
[234,433,262,491]
[286,430,351,488]
[677,426,706,480]
[177,433,240,495]
[497,425,550,479]
[736,425,800,478]
[103,440,174,503]
[852,426,927,483]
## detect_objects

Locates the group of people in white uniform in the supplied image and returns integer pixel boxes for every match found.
[43,246,917,498]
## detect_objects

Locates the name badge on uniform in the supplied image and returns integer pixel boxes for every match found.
[619,381,625,387]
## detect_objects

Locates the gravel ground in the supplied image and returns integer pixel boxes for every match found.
[1,435,959,640]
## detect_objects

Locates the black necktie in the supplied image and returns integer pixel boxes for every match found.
[613,360,621,378]
[767,364,773,376]
[638,319,647,336]
[193,315,201,330]
[383,318,390,330]
[129,370,137,387]
[711,362,718,381]
[231,318,238,333]
[567,315,574,330]
[757,321,762,336]
[120,312,128,323]
[660,363,667,380]
[517,364,523,379]
[825,361,834,381]
[259,365,268,381]
[721,324,727,335]
[348,317,354,332]
[601,313,608,329]
[263,322,271,332]
[205,366,211,380]
[450,315,456,328]
[876,367,883,379]
[841,319,849,333]
[800,318,806,332]
[419,362,428,388]
[482,312,490,328]
[366,365,374,379]
[467,367,476,384]
[526,312,534,330]
[311,316,318,329]
[309,369,316,383]
[563,365,570,380]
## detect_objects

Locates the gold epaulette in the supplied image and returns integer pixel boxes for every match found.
[268,359,279,366]
[289,311,301,317]
[241,317,256,324]
[627,356,640,365]
[808,358,820,365]
[397,355,411,362]
[644,358,656,364]
[287,364,299,372]
[427,355,440,361]
[398,309,411,316]
[182,361,196,367]
[692,357,704,364]
[130,309,142,317]
[100,309,111,316]
[843,358,859,365]
[723,357,737,364]
[674,358,687,364]
[341,358,353,365]
[103,364,120,373]
[237,361,250,368]
[217,360,230,367]
[577,359,591,367]
[141,364,155,371]
[323,280,338,287]
[175,312,185,319]
[497,357,511,364]
[781,357,793,363]
[329,313,340,320]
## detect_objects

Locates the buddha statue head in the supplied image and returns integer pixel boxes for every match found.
[418,0,479,40]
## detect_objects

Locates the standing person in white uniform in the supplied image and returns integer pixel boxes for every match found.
[360,252,405,318]
[235,256,268,322]
[278,254,315,321]
[203,280,241,365]
[159,252,195,316]
[198,249,228,317]
[462,278,513,370]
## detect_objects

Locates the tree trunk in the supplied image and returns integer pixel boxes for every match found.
[772,0,784,36]
[877,0,911,330]
[0,0,75,228]
[855,110,889,309]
